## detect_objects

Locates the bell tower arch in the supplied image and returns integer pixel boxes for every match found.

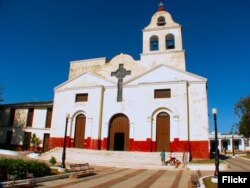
[141,2,186,71]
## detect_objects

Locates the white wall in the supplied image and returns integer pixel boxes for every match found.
[101,81,189,142]
[33,109,47,129]
[52,86,103,140]
[188,83,209,141]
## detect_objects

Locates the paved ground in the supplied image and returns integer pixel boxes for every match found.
[35,157,250,188]
[36,166,213,188]
[223,157,250,172]
[1,151,249,188]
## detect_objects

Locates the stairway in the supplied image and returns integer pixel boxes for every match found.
[38,148,188,169]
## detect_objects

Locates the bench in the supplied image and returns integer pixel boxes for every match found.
[6,173,16,187]
[69,163,94,178]
[6,170,34,188]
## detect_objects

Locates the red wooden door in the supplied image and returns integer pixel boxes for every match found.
[74,114,86,148]
[108,114,129,151]
[43,133,50,152]
[156,112,170,152]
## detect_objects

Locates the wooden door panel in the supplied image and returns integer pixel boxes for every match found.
[156,112,170,152]
[109,114,129,151]
[74,114,86,148]
[43,133,50,152]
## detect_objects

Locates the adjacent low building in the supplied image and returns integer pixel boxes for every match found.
[209,132,250,153]
[0,102,52,152]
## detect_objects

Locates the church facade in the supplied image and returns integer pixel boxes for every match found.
[0,4,209,159]
[50,5,209,159]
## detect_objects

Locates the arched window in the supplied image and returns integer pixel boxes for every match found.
[157,16,166,26]
[150,35,159,51]
[166,34,175,49]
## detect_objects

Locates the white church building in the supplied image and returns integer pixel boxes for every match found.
[0,4,209,159]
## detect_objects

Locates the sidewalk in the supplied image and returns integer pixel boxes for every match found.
[35,167,195,188]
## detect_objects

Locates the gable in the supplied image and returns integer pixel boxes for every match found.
[126,65,207,85]
[55,72,115,91]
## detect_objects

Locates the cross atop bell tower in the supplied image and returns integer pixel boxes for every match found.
[158,1,165,11]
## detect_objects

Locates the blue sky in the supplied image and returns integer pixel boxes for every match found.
[0,0,249,133]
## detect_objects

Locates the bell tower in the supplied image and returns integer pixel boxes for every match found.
[141,2,186,71]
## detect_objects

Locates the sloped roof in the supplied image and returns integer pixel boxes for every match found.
[55,71,115,91]
[125,64,207,85]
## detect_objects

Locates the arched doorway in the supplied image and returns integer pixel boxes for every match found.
[108,114,129,151]
[156,112,170,152]
[74,114,86,148]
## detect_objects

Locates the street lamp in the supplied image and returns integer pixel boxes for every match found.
[61,113,70,168]
[212,108,219,177]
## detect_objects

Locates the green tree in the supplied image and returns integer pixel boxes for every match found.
[234,96,250,137]
[31,133,42,152]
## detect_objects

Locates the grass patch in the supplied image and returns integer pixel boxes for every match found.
[190,159,225,164]
[190,159,215,164]
[190,155,229,164]
[203,176,218,188]
[242,154,250,159]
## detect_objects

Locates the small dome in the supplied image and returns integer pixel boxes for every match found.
[144,10,179,30]
[109,53,136,65]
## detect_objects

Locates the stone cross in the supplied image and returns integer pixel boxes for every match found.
[111,64,131,102]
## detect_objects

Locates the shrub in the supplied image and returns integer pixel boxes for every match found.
[0,157,50,181]
[49,156,57,166]
[27,160,50,177]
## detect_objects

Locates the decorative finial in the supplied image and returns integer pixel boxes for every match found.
[158,1,165,11]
